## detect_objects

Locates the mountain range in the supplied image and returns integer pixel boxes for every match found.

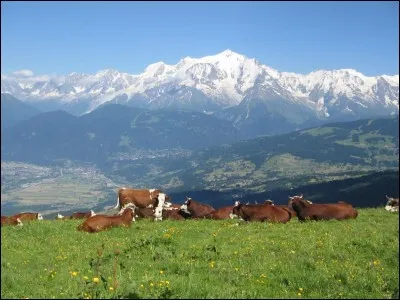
[2,50,398,136]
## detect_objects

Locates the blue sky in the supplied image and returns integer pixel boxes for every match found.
[1,1,398,76]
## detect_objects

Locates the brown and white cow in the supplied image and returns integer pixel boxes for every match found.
[57,210,96,220]
[130,206,156,220]
[204,205,235,220]
[264,199,297,218]
[113,188,171,210]
[1,216,23,227]
[162,206,191,220]
[231,201,291,223]
[179,197,215,219]
[12,212,43,222]
[385,195,399,212]
[289,195,358,221]
[77,206,135,233]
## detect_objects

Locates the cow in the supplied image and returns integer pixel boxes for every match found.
[179,197,215,219]
[113,188,171,211]
[1,216,23,227]
[163,205,191,220]
[57,210,96,220]
[131,206,156,220]
[264,199,297,218]
[77,206,135,233]
[204,205,235,220]
[231,201,291,223]
[12,212,43,222]
[385,195,399,212]
[121,202,189,221]
[289,195,358,221]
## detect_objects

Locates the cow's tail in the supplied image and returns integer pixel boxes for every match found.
[113,194,121,210]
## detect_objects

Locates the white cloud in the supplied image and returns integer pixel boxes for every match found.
[13,69,34,77]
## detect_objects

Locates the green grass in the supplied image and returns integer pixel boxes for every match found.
[1,208,398,299]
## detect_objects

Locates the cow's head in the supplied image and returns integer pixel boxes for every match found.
[288,195,308,208]
[16,218,23,227]
[119,203,136,215]
[125,207,136,222]
[37,213,44,221]
[180,197,192,214]
[386,195,399,207]
[231,201,242,219]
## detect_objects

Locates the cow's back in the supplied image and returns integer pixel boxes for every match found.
[298,203,358,221]
[240,205,291,223]
[13,212,37,221]
[205,206,234,220]
[77,214,132,233]
[118,188,160,209]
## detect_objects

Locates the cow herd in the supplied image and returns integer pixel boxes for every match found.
[1,188,399,232]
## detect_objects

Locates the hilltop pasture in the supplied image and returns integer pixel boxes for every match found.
[1,208,398,299]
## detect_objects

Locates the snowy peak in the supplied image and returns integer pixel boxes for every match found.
[1,50,398,119]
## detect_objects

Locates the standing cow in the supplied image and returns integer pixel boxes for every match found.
[113,188,171,210]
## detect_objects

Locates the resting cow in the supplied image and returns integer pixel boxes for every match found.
[1,216,23,227]
[12,212,43,222]
[57,210,96,220]
[289,195,358,221]
[204,205,235,220]
[231,201,291,223]
[130,206,155,220]
[163,206,191,220]
[113,188,171,210]
[180,197,215,219]
[77,206,135,233]
[264,200,297,218]
[385,195,399,212]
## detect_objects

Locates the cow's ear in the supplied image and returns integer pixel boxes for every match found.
[300,194,303,199]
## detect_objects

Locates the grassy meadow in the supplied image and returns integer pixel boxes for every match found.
[1,208,399,299]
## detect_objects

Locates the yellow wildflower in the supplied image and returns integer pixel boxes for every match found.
[150,282,154,287]
[298,292,302,296]
[160,270,164,274]
[299,288,303,291]
[83,276,89,280]
[93,277,100,283]
[165,280,170,285]
[109,287,114,291]
[71,271,78,277]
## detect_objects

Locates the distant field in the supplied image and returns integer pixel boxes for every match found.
[1,208,398,299]
[1,162,122,216]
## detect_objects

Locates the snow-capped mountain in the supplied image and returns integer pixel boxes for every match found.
[1,50,398,126]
